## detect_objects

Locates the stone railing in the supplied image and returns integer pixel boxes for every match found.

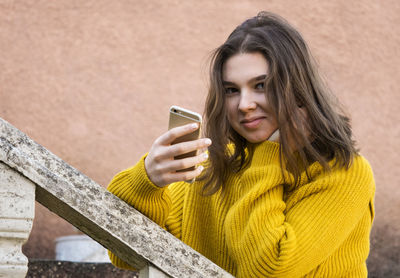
[0,118,234,278]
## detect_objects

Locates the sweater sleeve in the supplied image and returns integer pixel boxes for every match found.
[106,154,172,270]
[223,141,375,278]
[107,154,172,225]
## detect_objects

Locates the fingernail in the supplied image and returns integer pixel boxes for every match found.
[204,138,212,146]
[198,165,204,172]
[202,152,209,159]
[191,123,198,129]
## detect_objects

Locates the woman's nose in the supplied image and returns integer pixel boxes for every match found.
[238,90,257,112]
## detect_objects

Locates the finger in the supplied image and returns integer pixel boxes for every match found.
[164,138,211,158]
[164,152,209,172]
[163,165,205,184]
[158,123,200,145]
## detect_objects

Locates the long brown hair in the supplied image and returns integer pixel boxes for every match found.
[200,11,358,195]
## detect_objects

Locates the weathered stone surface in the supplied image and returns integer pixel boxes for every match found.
[27,260,138,278]
[139,264,171,278]
[0,117,233,278]
[0,162,35,278]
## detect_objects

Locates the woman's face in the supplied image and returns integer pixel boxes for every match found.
[222,52,278,143]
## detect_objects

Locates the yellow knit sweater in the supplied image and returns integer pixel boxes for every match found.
[107,141,375,277]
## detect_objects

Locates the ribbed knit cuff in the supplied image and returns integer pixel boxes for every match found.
[107,154,171,225]
[108,153,166,194]
[128,153,168,194]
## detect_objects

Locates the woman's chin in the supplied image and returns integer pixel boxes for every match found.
[242,131,276,144]
[245,136,270,144]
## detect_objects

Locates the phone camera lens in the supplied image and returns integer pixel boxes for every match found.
[173,109,177,113]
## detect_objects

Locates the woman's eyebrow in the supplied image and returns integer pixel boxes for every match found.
[222,74,267,85]
[222,80,235,86]
[252,74,267,82]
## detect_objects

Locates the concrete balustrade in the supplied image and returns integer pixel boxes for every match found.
[0,162,35,278]
[0,117,233,278]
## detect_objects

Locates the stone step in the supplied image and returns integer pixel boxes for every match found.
[27,260,138,278]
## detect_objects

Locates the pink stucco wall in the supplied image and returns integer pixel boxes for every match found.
[1,0,399,275]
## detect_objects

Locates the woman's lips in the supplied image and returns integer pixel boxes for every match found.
[241,117,265,129]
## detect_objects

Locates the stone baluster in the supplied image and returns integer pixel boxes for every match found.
[0,162,35,278]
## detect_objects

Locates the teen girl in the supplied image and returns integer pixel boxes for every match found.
[108,12,375,277]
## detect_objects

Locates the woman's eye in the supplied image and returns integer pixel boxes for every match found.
[225,87,238,94]
[255,82,265,90]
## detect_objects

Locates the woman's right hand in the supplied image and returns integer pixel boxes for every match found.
[144,123,212,188]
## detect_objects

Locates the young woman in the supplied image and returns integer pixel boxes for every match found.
[108,12,375,277]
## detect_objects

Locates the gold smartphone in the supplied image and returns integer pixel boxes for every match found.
[168,106,202,173]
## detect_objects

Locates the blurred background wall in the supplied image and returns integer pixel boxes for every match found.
[0,0,399,276]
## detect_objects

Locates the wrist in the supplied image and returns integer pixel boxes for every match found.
[136,154,168,191]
